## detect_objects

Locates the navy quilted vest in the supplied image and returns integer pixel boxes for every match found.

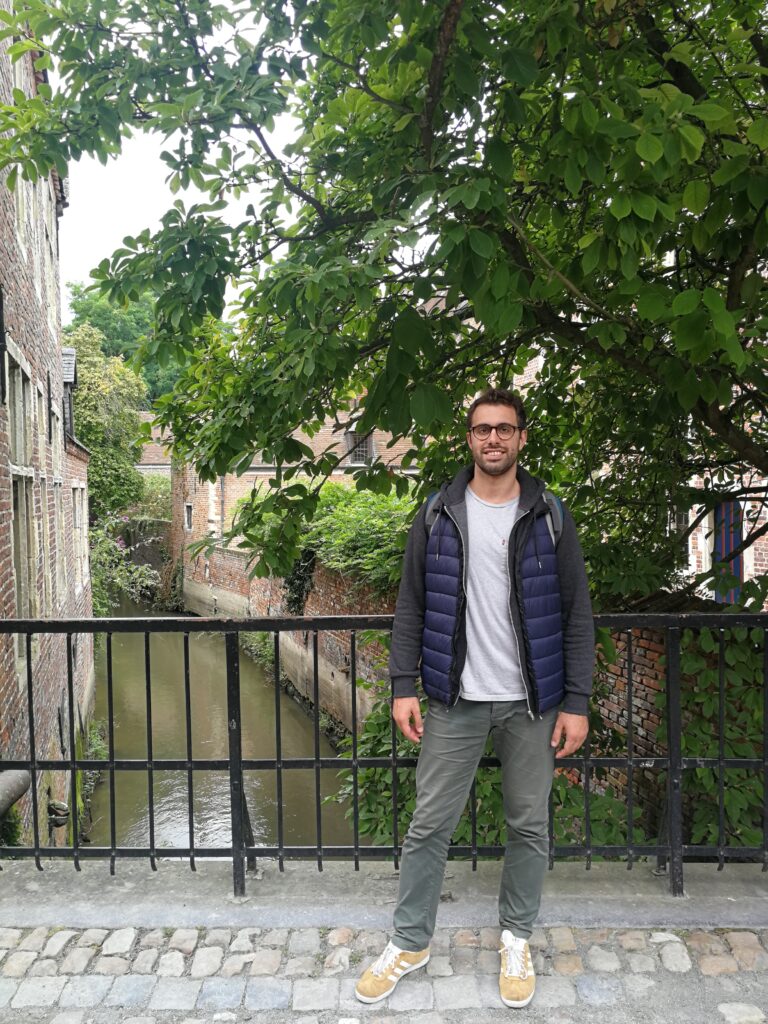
[421,508,565,711]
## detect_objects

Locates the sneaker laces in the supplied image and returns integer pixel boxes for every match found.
[371,941,402,977]
[501,934,529,979]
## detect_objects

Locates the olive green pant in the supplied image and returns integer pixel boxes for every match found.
[392,698,557,951]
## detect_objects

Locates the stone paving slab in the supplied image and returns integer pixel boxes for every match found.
[0,924,763,1022]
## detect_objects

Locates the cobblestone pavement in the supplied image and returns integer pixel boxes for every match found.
[0,924,766,1024]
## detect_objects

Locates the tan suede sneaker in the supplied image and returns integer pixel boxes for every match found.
[499,930,535,1008]
[355,940,430,1003]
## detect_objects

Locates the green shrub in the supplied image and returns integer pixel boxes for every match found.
[126,474,172,521]
[0,807,22,847]
[657,626,765,849]
[89,514,161,616]
[302,483,414,597]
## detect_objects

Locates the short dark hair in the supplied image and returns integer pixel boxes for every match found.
[465,388,526,432]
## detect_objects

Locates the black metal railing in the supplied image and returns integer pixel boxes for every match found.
[0,613,766,898]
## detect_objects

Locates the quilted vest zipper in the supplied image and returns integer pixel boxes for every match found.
[506,509,535,719]
[443,505,466,708]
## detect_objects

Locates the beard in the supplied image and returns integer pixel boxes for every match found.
[474,447,519,476]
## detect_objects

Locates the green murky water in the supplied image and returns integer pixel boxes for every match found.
[86,596,354,851]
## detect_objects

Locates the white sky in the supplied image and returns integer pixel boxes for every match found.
[58,116,298,324]
[58,135,173,323]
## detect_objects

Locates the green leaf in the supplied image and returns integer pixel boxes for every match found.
[678,123,705,162]
[677,367,701,411]
[454,56,479,97]
[713,159,748,186]
[487,137,513,181]
[491,261,510,299]
[682,180,710,214]
[636,286,670,322]
[747,117,768,150]
[672,289,700,316]
[692,102,732,126]
[504,48,538,86]
[631,193,657,221]
[564,158,582,196]
[410,383,452,428]
[610,194,631,220]
[673,308,709,351]
[392,112,416,132]
[469,229,495,258]
[636,133,664,164]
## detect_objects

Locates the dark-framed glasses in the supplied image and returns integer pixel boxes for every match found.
[470,422,520,440]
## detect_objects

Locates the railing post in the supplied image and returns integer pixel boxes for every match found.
[225,632,246,897]
[665,627,685,896]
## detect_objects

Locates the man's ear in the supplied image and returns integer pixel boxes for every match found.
[519,430,528,451]
[466,431,472,451]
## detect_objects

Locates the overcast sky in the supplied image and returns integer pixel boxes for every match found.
[58,134,173,323]
[58,116,297,324]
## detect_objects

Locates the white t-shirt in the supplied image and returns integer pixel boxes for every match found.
[460,485,527,701]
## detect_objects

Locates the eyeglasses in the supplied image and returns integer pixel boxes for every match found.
[470,423,521,440]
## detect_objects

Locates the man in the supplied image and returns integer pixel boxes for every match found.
[355,387,594,1009]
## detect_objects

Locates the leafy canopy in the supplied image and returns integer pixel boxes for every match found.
[2,0,767,603]
[66,283,180,400]
[67,324,148,521]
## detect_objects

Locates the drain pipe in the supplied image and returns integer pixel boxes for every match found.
[0,770,30,817]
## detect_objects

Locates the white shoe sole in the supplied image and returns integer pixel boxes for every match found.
[354,953,430,1003]
[500,986,535,1008]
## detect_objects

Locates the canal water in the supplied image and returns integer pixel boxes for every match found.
[86,596,354,851]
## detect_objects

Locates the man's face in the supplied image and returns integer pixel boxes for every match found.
[466,403,527,477]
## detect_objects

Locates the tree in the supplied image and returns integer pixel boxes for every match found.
[66,283,179,400]
[2,1,766,603]
[67,324,148,521]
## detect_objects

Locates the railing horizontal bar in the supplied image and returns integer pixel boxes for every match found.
[0,847,237,859]
[2,841,765,861]
[2,612,766,635]
[0,615,394,635]
[0,754,683,772]
[0,759,231,771]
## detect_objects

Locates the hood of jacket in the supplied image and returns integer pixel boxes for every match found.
[438,463,547,512]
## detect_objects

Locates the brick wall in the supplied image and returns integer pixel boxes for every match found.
[0,26,93,844]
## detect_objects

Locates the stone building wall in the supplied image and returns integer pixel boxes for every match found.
[0,24,93,844]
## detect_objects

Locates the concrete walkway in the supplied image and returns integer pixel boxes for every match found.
[0,860,765,1024]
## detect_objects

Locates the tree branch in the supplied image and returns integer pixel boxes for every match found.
[420,0,466,165]
[726,203,766,311]
[634,11,707,100]
[319,50,411,112]
[747,25,768,97]
[694,398,768,477]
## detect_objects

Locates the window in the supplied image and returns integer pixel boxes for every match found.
[185,503,193,531]
[712,501,743,605]
[346,431,374,466]
[207,480,221,537]
[11,476,37,664]
[37,387,46,468]
[51,409,63,477]
[39,478,52,616]
[72,487,87,592]
[53,482,64,604]
[8,357,32,466]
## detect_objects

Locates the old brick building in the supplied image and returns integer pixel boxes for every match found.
[0,28,93,842]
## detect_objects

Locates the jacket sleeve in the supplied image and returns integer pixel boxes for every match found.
[388,503,428,699]
[555,506,595,716]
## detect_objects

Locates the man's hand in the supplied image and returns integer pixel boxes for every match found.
[550,712,589,759]
[392,697,424,744]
